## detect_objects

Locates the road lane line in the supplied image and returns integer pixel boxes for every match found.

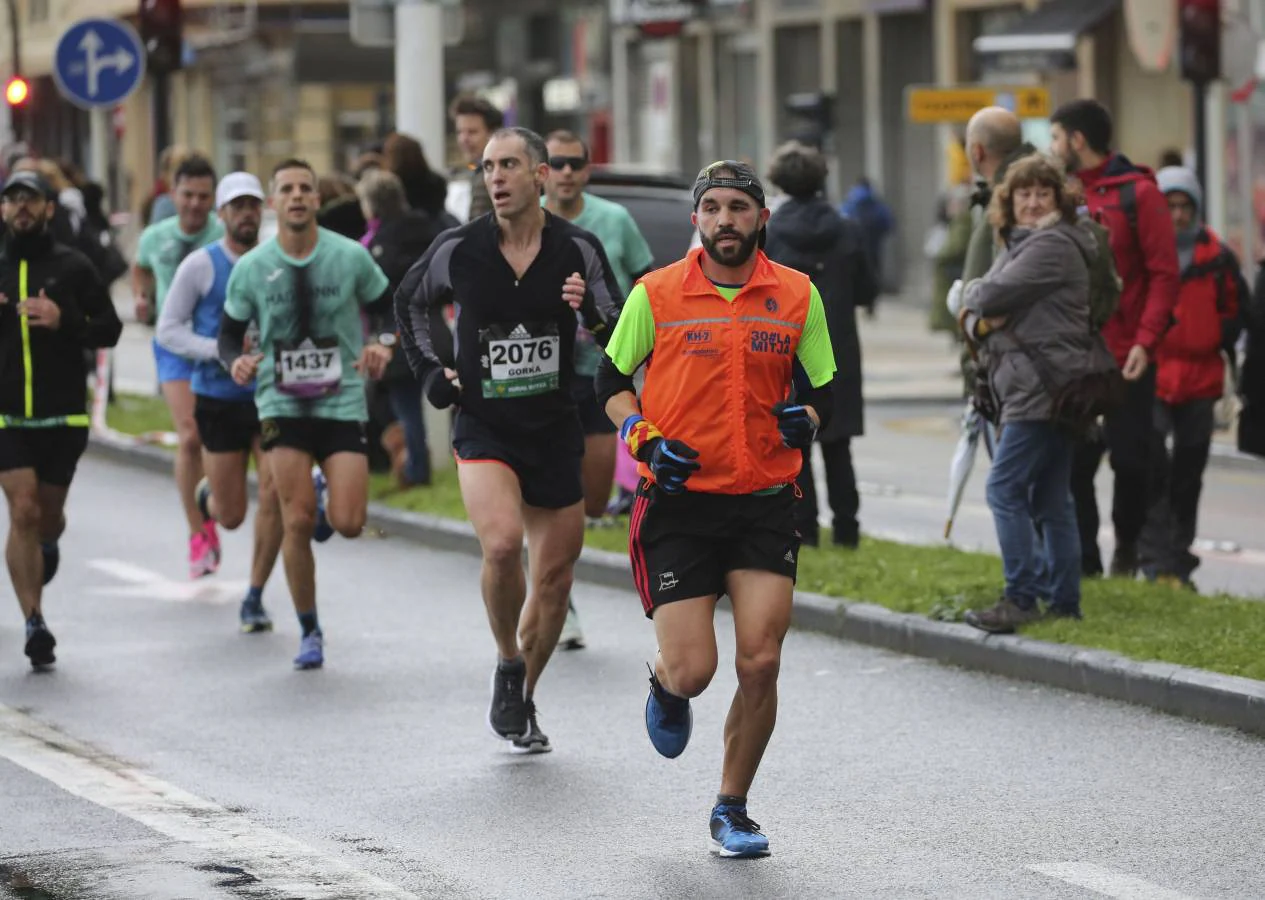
[0,703,419,899]
[86,558,248,604]
[1028,862,1199,899]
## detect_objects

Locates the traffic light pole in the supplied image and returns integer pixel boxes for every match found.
[1194,81,1208,191]
[152,70,171,165]
[5,0,22,144]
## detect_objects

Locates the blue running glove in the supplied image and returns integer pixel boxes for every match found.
[646,438,701,494]
[772,402,817,449]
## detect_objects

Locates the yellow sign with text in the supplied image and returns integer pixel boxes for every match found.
[906,86,1050,124]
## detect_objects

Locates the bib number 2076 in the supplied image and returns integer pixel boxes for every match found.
[479,322,560,399]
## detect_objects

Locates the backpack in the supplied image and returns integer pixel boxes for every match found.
[1078,214,1122,331]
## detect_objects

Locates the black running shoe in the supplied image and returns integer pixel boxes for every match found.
[488,657,529,739]
[510,700,552,754]
[24,618,56,669]
[41,542,59,586]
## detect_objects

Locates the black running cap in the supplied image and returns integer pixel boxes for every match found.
[1,170,54,200]
[692,160,765,210]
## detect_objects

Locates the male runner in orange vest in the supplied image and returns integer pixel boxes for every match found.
[595,160,836,858]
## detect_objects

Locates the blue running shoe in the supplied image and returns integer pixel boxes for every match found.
[294,632,324,670]
[40,542,59,586]
[239,596,273,634]
[311,467,334,543]
[709,804,770,858]
[644,664,691,758]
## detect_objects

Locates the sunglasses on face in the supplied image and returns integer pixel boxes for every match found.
[548,156,588,172]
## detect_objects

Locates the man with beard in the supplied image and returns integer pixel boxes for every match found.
[218,159,394,671]
[157,173,284,634]
[594,160,835,857]
[0,171,122,668]
[1049,100,1179,578]
[395,127,622,754]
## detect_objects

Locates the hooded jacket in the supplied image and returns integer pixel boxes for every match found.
[1154,167,1242,405]
[0,230,122,423]
[964,215,1107,424]
[1078,153,1180,365]
[765,196,876,440]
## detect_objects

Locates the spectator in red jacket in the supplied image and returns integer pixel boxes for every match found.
[1049,100,1180,578]
[1139,167,1243,588]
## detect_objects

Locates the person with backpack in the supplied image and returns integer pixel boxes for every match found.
[1138,167,1245,589]
[766,141,876,548]
[1049,100,1180,578]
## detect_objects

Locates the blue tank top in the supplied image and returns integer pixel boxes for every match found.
[191,243,255,402]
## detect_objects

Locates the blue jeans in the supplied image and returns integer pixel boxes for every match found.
[387,377,430,484]
[985,421,1081,611]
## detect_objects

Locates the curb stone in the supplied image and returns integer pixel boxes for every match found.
[87,435,1265,739]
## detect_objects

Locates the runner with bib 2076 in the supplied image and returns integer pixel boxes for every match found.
[218,159,394,671]
[396,126,623,754]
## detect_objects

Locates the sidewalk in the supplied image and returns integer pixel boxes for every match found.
[860,296,1262,471]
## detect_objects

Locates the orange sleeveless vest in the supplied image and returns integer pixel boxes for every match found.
[637,248,813,495]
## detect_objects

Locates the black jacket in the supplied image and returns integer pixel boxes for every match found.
[1241,266,1265,457]
[765,196,877,441]
[369,210,455,383]
[0,231,122,421]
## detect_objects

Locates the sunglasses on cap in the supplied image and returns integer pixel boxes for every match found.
[548,155,588,171]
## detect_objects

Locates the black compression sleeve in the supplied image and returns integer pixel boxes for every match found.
[218,313,249,370]
[595,354,637,410]
[363,288,394,334]
[800,380,834,432]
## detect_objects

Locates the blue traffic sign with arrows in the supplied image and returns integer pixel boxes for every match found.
[53,19,146,109]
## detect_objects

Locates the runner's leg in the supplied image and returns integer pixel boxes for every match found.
[458,460,528,661]
[35,483,69,545]
[321,451,370,539]
[718,569,793,799]
[581,434,616,519]
[268,446,319,617]
[1,469,44,619]
[249,441,283,591]
[651,595,720,700]
[162,380,205,535]
[201,448,251,529]
[519,500,583,697]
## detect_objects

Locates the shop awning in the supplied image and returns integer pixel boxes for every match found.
[973,0,1119,61]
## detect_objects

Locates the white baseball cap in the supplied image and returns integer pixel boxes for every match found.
[216,172,265,209]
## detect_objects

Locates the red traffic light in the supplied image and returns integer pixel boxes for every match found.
[5,76,29,107]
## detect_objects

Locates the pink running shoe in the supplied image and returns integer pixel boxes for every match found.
[189,530,217,579]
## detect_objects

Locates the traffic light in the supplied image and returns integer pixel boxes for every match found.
[139,0,183,75]
[784,92,834,149]
[5,76,29,108]
[1179,0,1221,84]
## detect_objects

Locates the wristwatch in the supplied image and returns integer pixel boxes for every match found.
[376,332,398,348]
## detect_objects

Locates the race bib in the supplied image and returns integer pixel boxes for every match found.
[275,337,342,399]
[479,321,560,398]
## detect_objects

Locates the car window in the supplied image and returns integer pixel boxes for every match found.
[587,185,695,272]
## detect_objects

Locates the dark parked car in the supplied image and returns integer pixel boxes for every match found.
[586,168,695,270]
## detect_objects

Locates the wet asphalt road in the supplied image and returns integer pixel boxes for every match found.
[2,457,1264,899]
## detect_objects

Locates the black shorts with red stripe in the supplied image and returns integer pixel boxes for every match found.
[628,478,800,618]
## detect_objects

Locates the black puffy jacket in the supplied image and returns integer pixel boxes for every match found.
[0,231,122,422]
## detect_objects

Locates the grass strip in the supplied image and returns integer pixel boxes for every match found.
[104,393,1265,681]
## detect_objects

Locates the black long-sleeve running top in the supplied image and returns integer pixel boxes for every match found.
[394,211,623,434]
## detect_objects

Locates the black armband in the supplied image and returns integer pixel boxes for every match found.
[800,380,834,432]
[218,314,249,370]
[595,354,637,410]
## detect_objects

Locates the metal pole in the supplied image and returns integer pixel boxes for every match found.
[89,107,110,183]
[152,71,171,165]
[393,0,450,474]
[1194,81,1208,192]
[6,0,22,145]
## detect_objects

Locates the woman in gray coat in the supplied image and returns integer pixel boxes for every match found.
[959,153,1101,633]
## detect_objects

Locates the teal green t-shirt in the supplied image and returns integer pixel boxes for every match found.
[136,216,224,314]
[543,192,654,376]
[223,228,391,422]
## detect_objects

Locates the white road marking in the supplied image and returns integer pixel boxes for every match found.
[1028,862,1198,900]
[0,703,419,899]
[86,558,247,605]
